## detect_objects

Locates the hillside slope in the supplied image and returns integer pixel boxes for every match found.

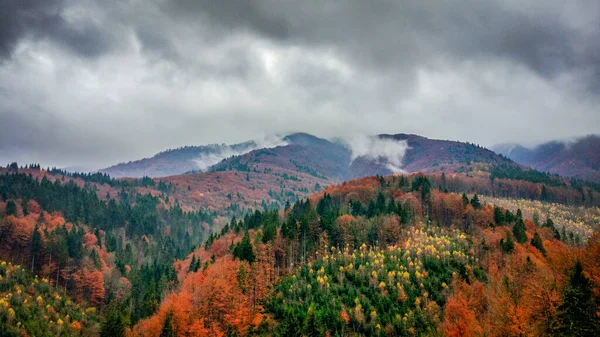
[494,135,600,183]
[101,141,268,178]
[101,133,515,183]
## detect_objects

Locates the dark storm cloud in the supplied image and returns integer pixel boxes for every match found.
[0,0,598,169]
[0,0,116,60]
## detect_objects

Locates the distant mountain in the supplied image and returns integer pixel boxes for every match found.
[346,134,512,180]
[494,135,600,183]
[101,140,277,178]
[101,132,514,182]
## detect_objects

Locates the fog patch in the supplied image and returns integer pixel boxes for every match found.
[345,135,409,173]
[193,135,288,171]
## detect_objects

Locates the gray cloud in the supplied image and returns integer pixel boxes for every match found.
[0,0,598,170]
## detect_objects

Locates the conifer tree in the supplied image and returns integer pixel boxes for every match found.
[531,232,546,255]
[5,199,17,216]
[556,261,600,336]
[470,194,481,209]
[160,311,175,337]
[513,218,528,243]
[233,231,255,264]
[100,308,126,337]
[462,193,469,207]
[501,232,515,253]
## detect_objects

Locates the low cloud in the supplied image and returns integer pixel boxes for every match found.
[194,135,288,171]
[345,135,410,173]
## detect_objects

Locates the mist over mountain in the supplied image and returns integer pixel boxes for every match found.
[100,132,512,183]
[494,135,600,182]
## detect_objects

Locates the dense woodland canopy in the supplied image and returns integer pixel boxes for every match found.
[0,164,599,336]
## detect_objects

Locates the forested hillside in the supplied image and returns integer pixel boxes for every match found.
[1,163,599,336]
[133,174,600,336]
[494,135,600,183]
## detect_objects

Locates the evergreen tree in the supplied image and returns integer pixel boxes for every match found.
[5,199,17,216]
[21,198,28,215]
[262,219,277,243]
[160,311,175,337]
[100,308,126,337]
[556,261,600,336]
[531,232,546,255]
[470,194,481,209]
[278,310,302,337]
[233,231,255,264]
[513,218,528,243]
[387,199,397,214]
[500,232,515,253]
[188,255,197,272]
[462,193,469,207]
[493,206,504,225]
[303,305,320,337]
[30,224,41,273]
[95,228,102,248]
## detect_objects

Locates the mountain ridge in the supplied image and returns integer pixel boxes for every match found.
[100,133,514,182]
[494,134,600,182]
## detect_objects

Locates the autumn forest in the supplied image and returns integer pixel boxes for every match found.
[1,152,599,337]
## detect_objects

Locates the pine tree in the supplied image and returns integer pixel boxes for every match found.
[160,311,175,337]
[278,310,302,337]
[493,206,504,225]
[462,193,469,207]
[262,220,277,243]
[5,199,17,216]
[21,198,28,215]
[30,224,41,273]
[303,305,320,337]
[531,232,546,255]
[233,231,255,264]
[100,308,126,337]
[188,255,197,272]
[501,232,515,253]
[556,261,600,336]
[513,218,528,244]
[470,194,481,209]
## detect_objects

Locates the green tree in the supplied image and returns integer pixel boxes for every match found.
[462,193,469,207]
[100,308,126,337]
[531,232,546,255]
[501,232,515,253]
[493,206,505,225]
[513,218,528,244]
[233,231,255,264]
[556,261,600,336]
[262,220,277,244]
[30,224,42,273]
[160,311,175,337]
[5,199,17,216]
[278,310,302,337]
[470,194,481,209]
[303,305,320,337]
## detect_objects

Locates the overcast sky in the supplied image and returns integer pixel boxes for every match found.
[1,0,599,170]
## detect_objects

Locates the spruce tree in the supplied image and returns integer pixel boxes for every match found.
[531,232,546,255]
[160,311,175,337]
[470,194,481,209]
[462,193,469,207]
[188,255,197,272]
[303,305,320,337]
[5,199,17,216]
[556,261,600,336]
[501,232,515,253]
[513,218,528,244]
[493,206,504,225]
[233,231,255,264]
[100,308,126,337]
[30,224,41,273]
